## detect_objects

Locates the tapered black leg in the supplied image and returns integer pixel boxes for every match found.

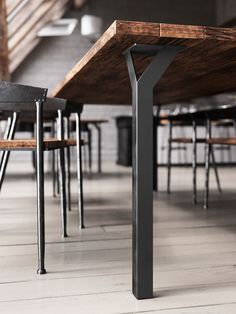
[36,101,46,275]
[124,44,183,299]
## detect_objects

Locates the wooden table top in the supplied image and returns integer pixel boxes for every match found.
[52,20,236,106]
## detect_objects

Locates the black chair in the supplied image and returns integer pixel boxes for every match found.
[0,81,84,274]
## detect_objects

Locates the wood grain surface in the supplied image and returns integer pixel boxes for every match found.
[207,138,236,145]
[0,138,77,150]
[52,20,236,106]
[0,0,10,80]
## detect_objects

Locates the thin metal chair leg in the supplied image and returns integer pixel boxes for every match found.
[87,127,92,174]
[0,112,18,192]
[65,117,71,211]
[58,110,68,238]
[56,150,60,195]
[192,120,197,205]
[76,113,85,229]
[95,124,102,173]
[154,106,161,192]
[52,149,56,197]
[167,121,172,194]
[0,116,12,178]
[51,121,56,197]
[211,147,222,193]
[67,145,71,211]
[82,138,87,173]
[59,148,68,237]
[32,125,36,171]
[204,119,211,210]
[36,101,46,275]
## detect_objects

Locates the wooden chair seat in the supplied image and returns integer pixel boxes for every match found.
[0,138,79,151]
[207,138,236,145]
[169,137,206,144]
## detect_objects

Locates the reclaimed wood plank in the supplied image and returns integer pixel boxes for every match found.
[52,20,236,106]
[0,139,77,150]
[0,0,10,80]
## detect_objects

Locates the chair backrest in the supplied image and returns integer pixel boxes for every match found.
[0,81,47,104]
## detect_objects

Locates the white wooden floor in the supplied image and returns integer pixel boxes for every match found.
[1,162,236,313]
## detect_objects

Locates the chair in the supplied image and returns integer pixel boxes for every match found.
[204,118,236,209]
[0,81,84,274]
[165,115,221,205]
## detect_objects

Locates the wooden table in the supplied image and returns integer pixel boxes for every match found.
[52,20,236,300]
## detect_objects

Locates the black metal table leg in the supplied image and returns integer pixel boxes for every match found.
[36,100,46,275]
[76,112,85,229]
[124,44,183,299]
[95,124,102,174]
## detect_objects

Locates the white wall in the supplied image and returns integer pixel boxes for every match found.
[217,0,236,25]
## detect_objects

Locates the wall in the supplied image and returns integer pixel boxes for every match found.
[12,1,217,163]
[90,0,216,30]
[217,0,236,25]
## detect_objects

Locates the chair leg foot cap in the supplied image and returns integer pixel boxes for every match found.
[37,269,46,275]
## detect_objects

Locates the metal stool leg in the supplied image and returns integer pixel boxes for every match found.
[76,113,85,229]
[167,121,172,193]
[36,101,46,275]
